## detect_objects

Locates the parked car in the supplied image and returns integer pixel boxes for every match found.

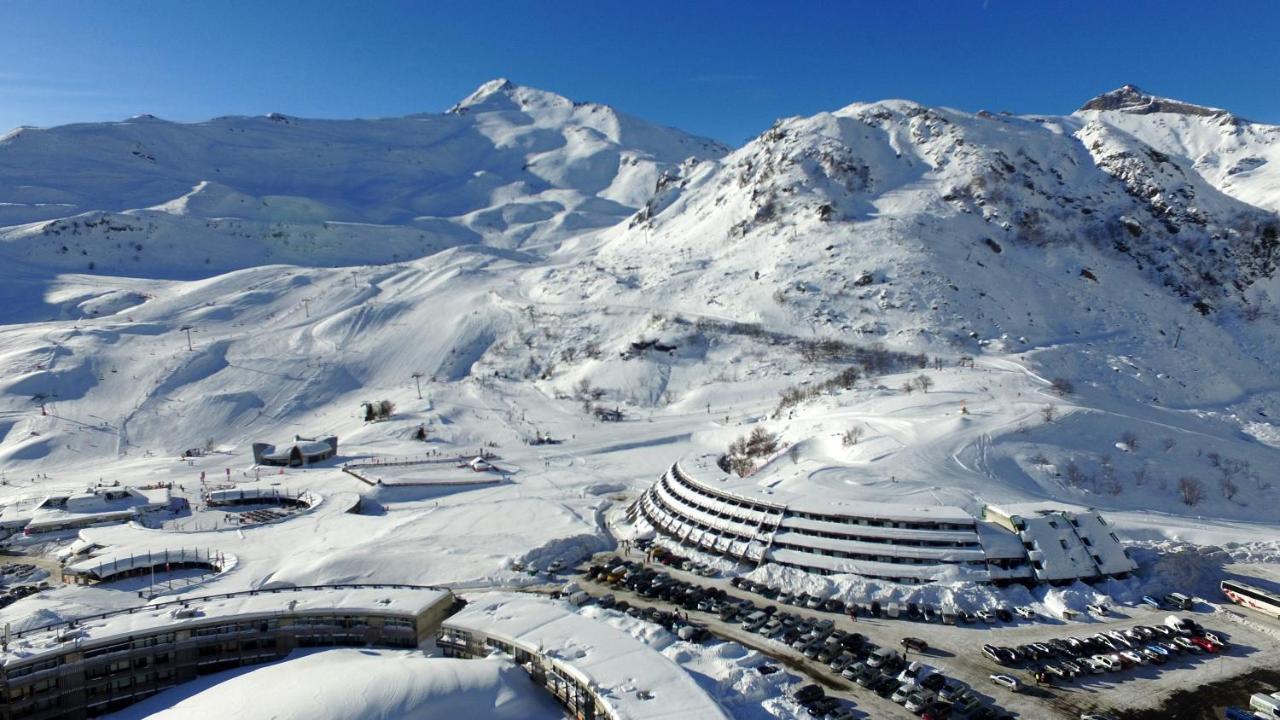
[868,647,902,669]
[791,683,824,703]
[891,682,918,704]
[904,690,936,713]
[1120,649,1146,666]
[1174,636,1202,654]
[1092,654,1120,672]
[1188,635,1220,653]
[989,674,1022,692]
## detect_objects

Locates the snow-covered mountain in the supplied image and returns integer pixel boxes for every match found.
[1,81,1279,596]
[0,78,727,277]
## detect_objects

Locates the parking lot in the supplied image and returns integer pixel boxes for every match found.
[573,547,1279,719]
[0,560,52,609]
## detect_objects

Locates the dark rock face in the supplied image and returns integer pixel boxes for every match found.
[1079,85,1224,118]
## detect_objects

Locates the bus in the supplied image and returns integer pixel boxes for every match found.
[1221,579,1280,619]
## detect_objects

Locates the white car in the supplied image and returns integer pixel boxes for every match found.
[989,673,1022,692]
[891,682,918,704]
[1015,607,1036,620]
[1086,603,1109,616]
[1092,654,1120,672]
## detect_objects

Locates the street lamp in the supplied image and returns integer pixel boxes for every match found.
[411,372,424,400]
[179,325,194,351]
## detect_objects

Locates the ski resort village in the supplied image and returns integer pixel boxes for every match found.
[2,65,1280,720]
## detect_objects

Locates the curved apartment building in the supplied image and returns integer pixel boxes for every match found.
[631,455,1135,585]
[0,585,455,720]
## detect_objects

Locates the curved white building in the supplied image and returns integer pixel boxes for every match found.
[631,455,1135,585]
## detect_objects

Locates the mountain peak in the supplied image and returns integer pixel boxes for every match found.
[447,78,574,115]
[1078,84,1226,117]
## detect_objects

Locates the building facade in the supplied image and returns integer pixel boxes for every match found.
[632,458,1135,585]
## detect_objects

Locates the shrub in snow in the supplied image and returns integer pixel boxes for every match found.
[722,427,780,477]
[362,399,396,422]
[1178,476,1204,506]
[841,426,864,446]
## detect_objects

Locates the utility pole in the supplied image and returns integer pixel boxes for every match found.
[179,325,194,351]
[1173,325,1183,349]
[411,372,424,400]
[301,299,311,318]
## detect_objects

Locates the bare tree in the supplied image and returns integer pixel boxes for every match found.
[1132,466,1148,487]
[574,378,605,401]
[1119,431,1138,450]
[724,427,781,477]
[901,382,914,395]
[1050,377,1074,396]
[841,426,864,446]
[1100,455,1120,495]
[1178,476,1205,506]
[914,374,934,393]
[1161,437,1176,452]
[1064,460,1089,489]
[1041,404,1057,423]
[1219,476,1239,500]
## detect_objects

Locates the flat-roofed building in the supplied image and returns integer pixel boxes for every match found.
[0,585,455,720]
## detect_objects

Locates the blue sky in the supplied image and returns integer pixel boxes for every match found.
[2,0,1278,144]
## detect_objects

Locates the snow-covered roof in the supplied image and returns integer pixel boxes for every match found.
[1,586,452,668]
[678,454,972,523]
[260,436,334,461]
[442,592,731,720]
[132,651,563,720]
[984,504,1135,581]
[21,486,169,530]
